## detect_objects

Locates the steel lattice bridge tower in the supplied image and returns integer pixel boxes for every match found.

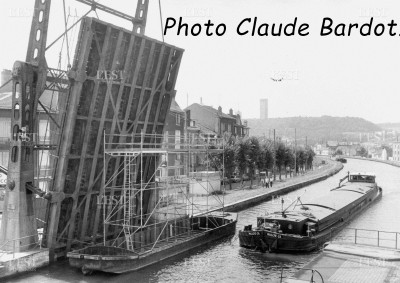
[0,0,186,261]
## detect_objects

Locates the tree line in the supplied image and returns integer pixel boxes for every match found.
[211,135,316,189]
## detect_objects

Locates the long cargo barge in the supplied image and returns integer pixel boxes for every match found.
[67,212,237,274]
[239,172,382,253]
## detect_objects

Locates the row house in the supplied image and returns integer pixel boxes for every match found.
[162,98,186,177]
[184,103,249,139]
[393,142,400,162]
[228,108,249,137]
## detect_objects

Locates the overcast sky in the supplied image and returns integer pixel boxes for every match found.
[1,0,400,123]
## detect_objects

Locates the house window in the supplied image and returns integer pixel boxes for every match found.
[176,114,181,126]
[228,124,231,132]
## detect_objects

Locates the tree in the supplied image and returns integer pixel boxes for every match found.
[235,137,250,188]
[283,147,294,178]
[247,137,261,188]
[382,145,393,157]
[295,148,307,173]
[357,146,368,158]
[234,137,261,189]
[335,148,343,156]
[259,140,274,172]
[305,148,315,170]
[209,136,236,190]
[275,142,286,180]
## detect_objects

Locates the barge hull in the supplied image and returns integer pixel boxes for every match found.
[68,214,237,274]
[239,184,382,253]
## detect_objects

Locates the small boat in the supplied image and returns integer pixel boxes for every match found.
[68,212,237,274]
[239,172,382,253]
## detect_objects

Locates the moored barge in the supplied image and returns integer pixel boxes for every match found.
[239,172,382,253]
[68,212,237,274]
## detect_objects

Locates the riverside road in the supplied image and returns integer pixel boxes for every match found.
[8,158,400,283]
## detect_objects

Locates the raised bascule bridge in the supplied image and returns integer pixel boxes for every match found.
[0,0,224,263]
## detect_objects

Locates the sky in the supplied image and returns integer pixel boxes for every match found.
[1,0,400,123]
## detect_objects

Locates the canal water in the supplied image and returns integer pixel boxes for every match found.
[8,159,400,283]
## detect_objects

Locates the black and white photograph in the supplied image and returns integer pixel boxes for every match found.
[0,0,400,282]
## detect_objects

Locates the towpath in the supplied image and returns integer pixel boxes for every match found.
[191,158,343,215]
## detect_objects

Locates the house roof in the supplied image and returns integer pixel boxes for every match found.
[187,103,235,120]
[0,90,58,112]
[170,98,184,113]
[0,92,12,109]
[327,141,339,147]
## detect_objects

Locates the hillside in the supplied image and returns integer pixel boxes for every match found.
[247,116,382,143]
[377,122,400,132]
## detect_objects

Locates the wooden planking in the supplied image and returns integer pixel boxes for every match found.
[45,17,184,255]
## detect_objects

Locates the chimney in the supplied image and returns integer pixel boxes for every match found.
[229,108,233,116]
[218,106,222,114]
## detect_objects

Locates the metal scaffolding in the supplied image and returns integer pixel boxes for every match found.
[102,132,226,253]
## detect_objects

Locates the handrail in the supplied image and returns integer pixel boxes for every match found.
[0,232,43,260]
[331,227,400,250]
[345,227,400,234]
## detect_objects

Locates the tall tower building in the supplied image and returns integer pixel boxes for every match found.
[260,99,268,119]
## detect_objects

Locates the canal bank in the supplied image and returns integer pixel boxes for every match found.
[343,156,400,168]
[195,158,343,214]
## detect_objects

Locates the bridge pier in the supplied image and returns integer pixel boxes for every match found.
[0,62,39,252]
